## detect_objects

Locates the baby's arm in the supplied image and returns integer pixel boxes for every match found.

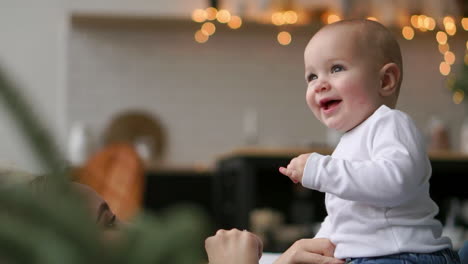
[299,113,430,207]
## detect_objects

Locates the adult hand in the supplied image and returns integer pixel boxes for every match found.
[274,238,345,264]
[279,153,311,184]
[205,229,263,264]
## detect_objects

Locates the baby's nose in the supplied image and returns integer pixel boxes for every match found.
[315,80,331,93]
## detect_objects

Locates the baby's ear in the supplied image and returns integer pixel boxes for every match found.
[379,62,400,97]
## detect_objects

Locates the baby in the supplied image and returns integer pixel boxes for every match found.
[279,19,460,263]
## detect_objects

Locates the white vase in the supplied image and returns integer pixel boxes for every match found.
[67,122,94,167]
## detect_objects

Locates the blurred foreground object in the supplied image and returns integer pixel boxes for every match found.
[75,143,145,221]
[0,64,208,263]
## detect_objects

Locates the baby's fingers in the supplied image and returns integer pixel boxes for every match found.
[279,167,299,183]
[279,167,289,176]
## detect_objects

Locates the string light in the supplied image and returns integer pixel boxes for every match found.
[443,16,457,36]
[462,18,468,31]
[283,11,298,24]
[205,7,217,21]
[436,31,448,44]
[216,9,231,23]
[453,90,464,104]
[417,15,425,28]
[410,15,419,28]
[194,30,209,43]
[402,26,414,40]
[367,17,378,21]
[424,17,436,31]
[272,12,285,26]
[327,14,341,24]
[277,31,292,45]
[228,16,242,29]
[201,22,216,36]
[440,61,451,76]
[192,9,207,23]
[438,43,450,54]
[444,51,456,65]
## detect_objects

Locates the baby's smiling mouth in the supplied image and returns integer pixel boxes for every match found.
[320,98,342,110]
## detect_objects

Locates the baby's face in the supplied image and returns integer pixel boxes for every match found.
[304,26,384,132]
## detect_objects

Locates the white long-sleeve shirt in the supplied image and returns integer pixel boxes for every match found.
[303,105,452,259]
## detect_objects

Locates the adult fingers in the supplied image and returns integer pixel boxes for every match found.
[305,238,337,257]
[296,252,345,264]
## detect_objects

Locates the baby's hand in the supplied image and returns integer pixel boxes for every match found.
[279,153,311,184]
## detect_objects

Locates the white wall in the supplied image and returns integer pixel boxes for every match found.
[67,20,468,167]
[0,0,205,172]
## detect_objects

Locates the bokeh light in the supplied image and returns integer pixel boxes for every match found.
[436,31,448,44]
[410,15,420,28]
[439,61,451,76]
[272,12,285,26]
[453,90,464,104]
[205,7,218,20]
[402,26,414,40]
[462,18,468,31]
[444,51,456,65]
[327,14,341,24]
[438,43,450,54]
[216,9,231,23]
[284,11,298,24]
[228,16,242,29]
[201,22,216,36]
[194,30,209,43]
[277,31,292,45]
[192,9,207,23]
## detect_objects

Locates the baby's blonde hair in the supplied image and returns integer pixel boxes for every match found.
[322,19,403,100]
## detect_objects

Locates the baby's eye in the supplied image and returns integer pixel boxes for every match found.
[331,65,344,73]
[307,74,318,82]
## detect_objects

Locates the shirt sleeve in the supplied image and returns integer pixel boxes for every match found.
[314,215,332,239]
[302,111,431,208]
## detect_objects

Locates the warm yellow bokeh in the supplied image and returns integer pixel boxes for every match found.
[284,11,298,24]
[410,15,419,28]
[327,14,341,24]
[228,16,242,29]
[192,9,207,23]
[453,90,464,104]
[216,9,231,23]
[462,18,468,31]
[201,22,216,36]
[277,31,292,45]
[194,30,209,43]
[436,31,448,45]
[205,7,218,20]
[438,43,450,54]
[444,51,456,65]
[367,17,378,22]
[424,17,436,31]
[272,12,285,26]
[402,26,414,40]
[439,61,451,76]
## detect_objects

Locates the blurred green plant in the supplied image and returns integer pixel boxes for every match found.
[0,64,209,264]
[448,61,468,105]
